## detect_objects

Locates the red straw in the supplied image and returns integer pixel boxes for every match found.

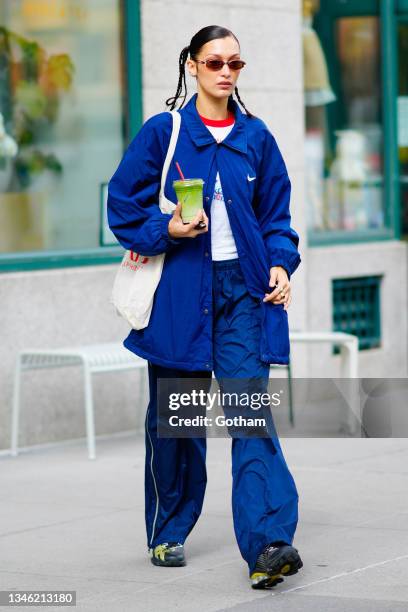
[175,161,185,180]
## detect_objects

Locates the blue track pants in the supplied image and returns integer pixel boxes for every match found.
[144,258,299,575]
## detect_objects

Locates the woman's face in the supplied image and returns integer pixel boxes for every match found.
[186,36,242,102]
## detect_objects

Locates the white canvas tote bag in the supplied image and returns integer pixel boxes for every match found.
[110,110,181,330]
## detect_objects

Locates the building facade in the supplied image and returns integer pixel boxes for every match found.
[0,0,406,451]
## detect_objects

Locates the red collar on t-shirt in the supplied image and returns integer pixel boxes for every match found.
[198,110,235,127]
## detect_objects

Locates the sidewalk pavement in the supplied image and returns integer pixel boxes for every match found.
[1,432,408,611]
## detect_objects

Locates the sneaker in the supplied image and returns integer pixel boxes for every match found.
[250,542,303,589]
[150,542,186,567]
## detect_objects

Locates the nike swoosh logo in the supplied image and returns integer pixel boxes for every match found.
[247,175,256,182]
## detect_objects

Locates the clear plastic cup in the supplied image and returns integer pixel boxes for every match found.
[173,178,205,224]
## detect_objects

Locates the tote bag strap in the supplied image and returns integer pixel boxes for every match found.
[159,110,181,212]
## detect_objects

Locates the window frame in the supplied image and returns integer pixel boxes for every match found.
[308,0,401,246]
[0,0,142,273]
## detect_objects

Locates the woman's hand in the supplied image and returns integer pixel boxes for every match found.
[263,266,292,311]
[168,202,209,239]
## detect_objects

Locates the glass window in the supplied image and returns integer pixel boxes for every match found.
[304,10,385,237]
[0,0,125,255]
[398,20,408,239]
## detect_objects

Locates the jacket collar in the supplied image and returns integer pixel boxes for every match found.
[179,92,248,154]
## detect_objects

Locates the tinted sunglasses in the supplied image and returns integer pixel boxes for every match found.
[194,58,246,71]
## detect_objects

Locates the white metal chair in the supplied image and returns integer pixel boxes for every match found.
[11,343,147,460]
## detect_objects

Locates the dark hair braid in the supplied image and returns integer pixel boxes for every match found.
[233,86,253,118]
[165,46,189,110]
[165,26,255,118]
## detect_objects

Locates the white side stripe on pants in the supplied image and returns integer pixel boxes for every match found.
[146,403,160,549]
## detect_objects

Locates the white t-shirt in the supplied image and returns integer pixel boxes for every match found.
[199,115,238,261]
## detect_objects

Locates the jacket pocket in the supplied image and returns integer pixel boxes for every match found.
[260,300,290,363]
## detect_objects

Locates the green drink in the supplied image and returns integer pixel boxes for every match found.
[173,178,205,224]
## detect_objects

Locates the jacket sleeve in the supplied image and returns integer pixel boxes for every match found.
[253,127,301,281]
[107,114,182,255]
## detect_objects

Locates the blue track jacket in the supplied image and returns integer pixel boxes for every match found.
[107,93,301,371]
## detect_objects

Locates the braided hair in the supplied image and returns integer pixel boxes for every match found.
[165,45,190,111]
[165,26,254,118]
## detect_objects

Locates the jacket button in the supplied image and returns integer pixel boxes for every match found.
[205,363,210,369]
[227,199,232,204]
[204,308,209,314]
[205,196,210,201]
[205,251,209,257]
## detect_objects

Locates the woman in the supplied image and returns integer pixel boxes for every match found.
[107,25,303,590]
